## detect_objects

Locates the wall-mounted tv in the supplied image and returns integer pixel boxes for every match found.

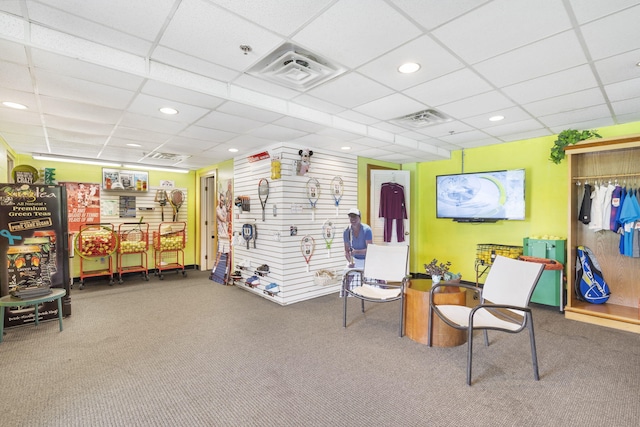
[436,169,525,222]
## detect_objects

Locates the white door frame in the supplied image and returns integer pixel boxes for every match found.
[199,174,216,271]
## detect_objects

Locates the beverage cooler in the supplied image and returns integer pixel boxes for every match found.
[0,184,71,328]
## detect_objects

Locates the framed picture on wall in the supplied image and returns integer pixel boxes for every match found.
[102,168,148,192]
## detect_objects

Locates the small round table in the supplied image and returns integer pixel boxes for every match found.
[0,288,66,343]
[405,279,467,347]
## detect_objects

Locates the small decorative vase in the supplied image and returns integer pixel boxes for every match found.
[432,275,442,285]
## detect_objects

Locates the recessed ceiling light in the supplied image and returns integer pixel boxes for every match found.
[398,62,420,74]
[2,101,28,109]
[228,148,239,153]
[341,146,351,150]
[159,107,178,115]
[489,115,505,122]
[126,143,142,148]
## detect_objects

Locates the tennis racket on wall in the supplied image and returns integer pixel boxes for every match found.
[242,224,253,250]
[169,189,184,221]
[155,190,168,221]
[300,235,315,272]
[306,177,320,221]
[322,219,335,257]
[330,176,344,217]
[258,178,269,221]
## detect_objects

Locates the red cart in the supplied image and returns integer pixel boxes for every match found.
[117,222,150,283]
[75,223,118,289]
[153,222,187,279]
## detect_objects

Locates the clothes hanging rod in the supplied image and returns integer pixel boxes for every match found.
[572,172,640,180]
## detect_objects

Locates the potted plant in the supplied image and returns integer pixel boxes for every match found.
[549,129,601,164]
[424,259,451,285]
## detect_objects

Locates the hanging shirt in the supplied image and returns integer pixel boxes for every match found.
[601,183,615,232]
[588,184,606,231]
[609,185,622,231]
[618,190,640,257]
[379,182,407,242]
[578,183,593,224]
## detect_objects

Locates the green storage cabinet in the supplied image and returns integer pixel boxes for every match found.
[523,238,566,311]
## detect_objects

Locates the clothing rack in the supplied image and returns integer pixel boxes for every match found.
[572,172,640,183]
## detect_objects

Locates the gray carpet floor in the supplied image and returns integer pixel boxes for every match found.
[0,270,638,427]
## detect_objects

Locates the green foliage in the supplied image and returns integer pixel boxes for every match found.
[550,129,602,164]
[424,259,451,277]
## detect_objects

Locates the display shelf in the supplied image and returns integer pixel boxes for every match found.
[565,134,640,333]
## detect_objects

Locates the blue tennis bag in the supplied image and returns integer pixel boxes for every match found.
[575,245,610,304]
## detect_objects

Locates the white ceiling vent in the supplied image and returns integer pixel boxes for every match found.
[148,152,190,162]
[392,109,453,128]
[247,43,346,91]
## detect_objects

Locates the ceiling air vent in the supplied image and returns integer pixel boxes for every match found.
[147,152,190,162]
[392,109,453,128]
[247,43,346,91]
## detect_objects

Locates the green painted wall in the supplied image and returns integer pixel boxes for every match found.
[15,154,198,278]
[409,121,640,281]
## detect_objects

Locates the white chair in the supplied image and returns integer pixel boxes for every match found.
[428,255,545,385]
[342,244,409,337]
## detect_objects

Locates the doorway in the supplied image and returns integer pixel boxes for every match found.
[200,174,216,271]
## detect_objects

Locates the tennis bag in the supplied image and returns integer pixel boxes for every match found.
[574,245,610,304]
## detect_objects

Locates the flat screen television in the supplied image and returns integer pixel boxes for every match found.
[436,169,525,222]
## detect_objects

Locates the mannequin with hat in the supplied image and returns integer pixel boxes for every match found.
[343,208,373,269]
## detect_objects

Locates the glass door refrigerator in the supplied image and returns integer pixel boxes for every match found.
[0,184,71,328]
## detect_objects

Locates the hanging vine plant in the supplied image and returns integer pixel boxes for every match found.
[549,129,602,164]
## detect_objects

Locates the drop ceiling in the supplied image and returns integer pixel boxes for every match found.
[0,0,639,170]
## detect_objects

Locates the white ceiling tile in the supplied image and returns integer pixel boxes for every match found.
[612,97,640,115]
[217,101,284,123]
[26,1,155,55]
[306,73,394,109]
[523,88,606,117]
[0,62,33,93]
[36,0,177,41]
[39,96,121,124]
[0,39,28,64]
[159,0,284,72]
[335,109,379,126]
[462,106,534,129]
[210,0,335,37]
[31,49,145,91]
[141,80,226,110]
[474,31,587,88]
[439,91,514,119]
[353,93,428,121]
[34,69,136,109]
[481,119,545,137]
[119,112,187,134]
[196,111,265,133]
[548,117,615,134]
[569,0,640,23]
[293,0,422,68]
[247,123,307,141]
[126,94,211,124]
[1,0,638,168]
[391,0,488,30]
[594,49,640,85]
[432,0,571,64]
[580,4,640,60]
[403,68,493,107]
[538,104,612,128]
[357,35,464,91]
[501,65,599,105]
[178,125,237,143]
[605,77,640,102]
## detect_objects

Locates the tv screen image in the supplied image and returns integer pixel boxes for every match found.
[436,169,525,221]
